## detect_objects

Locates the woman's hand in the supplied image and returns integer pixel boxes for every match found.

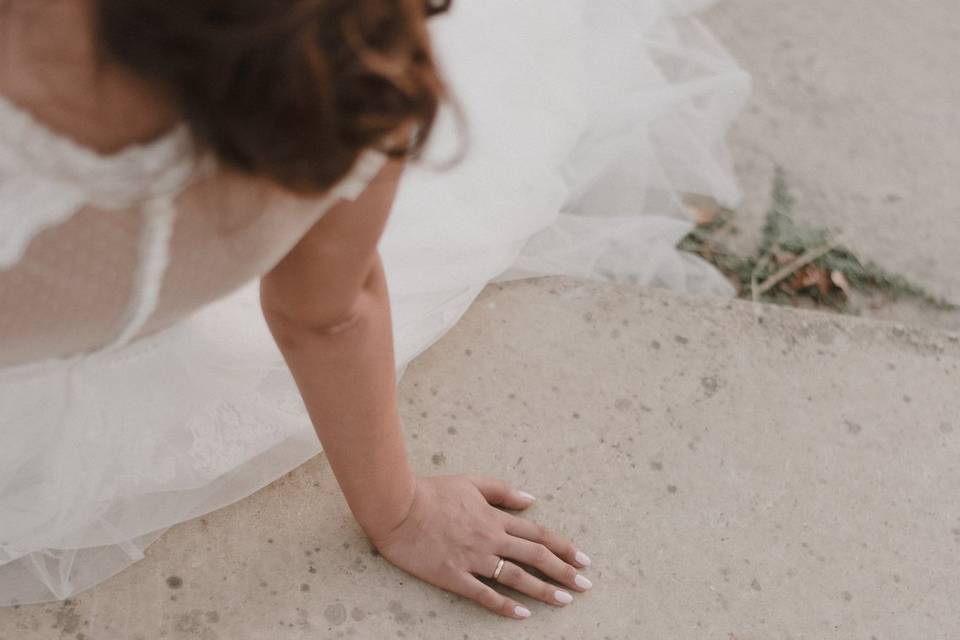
[369,474,594,620]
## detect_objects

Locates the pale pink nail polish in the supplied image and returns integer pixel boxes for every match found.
[518,491,536,502]
[575,550,592,566]
[514,605,532,618]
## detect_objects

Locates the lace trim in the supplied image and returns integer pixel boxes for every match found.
[0,92,385,204]
[104,196,179,351]
[0,93,201,271]
[0,94,197,204]
[0,176,84,269]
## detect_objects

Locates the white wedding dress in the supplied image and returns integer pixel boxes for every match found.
[0,0,749,605]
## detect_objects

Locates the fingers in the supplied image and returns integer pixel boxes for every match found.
[487,558,577,607]
[466,475,536,510]
[451,572,532,620]
[502,513,591,570]
[498,536,592,593]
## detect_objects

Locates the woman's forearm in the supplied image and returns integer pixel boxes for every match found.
[262,254,416,540]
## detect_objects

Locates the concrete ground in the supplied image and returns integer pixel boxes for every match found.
[2,277,959,639]
[701,0,960,330]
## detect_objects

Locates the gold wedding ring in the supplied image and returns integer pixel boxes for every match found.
[492,557,505,581]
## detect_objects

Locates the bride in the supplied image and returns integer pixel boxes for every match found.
[0,0,748,616]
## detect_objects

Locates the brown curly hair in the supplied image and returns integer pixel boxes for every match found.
[94,0,453,193]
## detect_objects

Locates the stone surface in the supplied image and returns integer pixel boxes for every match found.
[702,0,960,330]
[2,277,959,638]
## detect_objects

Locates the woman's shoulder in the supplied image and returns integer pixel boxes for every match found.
[0,0,180,156]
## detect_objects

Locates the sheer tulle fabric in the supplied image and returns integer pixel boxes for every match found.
[0,0,749,604]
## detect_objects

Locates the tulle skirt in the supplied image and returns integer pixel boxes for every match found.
[0,0,749,605]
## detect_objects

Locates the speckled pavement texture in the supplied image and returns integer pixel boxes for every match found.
[2,276,958,639]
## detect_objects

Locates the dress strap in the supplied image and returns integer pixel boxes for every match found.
[333,151,389,201]
[103,195,178,351]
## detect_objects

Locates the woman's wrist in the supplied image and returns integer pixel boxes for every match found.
[354,470,417,540]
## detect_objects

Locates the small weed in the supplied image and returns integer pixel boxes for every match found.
[678,168,957,312]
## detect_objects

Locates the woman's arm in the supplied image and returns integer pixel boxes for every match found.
[260,158,592,619]
[259,158,414,540]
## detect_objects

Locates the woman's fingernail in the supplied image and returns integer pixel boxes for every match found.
[575,574,593,590]
[554,590,573,604]
[575,550,592,566]
[514,605,532,618]
[518,491,536,502]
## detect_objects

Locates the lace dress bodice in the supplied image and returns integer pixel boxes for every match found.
[0,94,385,368]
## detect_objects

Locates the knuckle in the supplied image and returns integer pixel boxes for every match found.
[482,590,504,611]
[502,563,524,584]
[540,582,557,601]
[442,558,461,574]
[533,544,552,564]
[542,528,562,545]
[500,599,519,617]
[551,538,574,559]
[471,528,496,547]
